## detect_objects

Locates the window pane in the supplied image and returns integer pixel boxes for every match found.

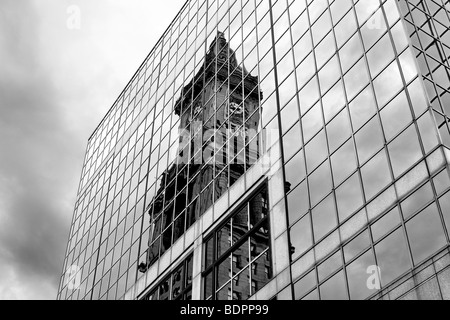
[336,172,364,222]
[312,194,337,241]
[388,125,422,178]
[406,203,447,265]
[290,214,313,260]
[319,270,348,300]
[331,139,357,186]
[361,150,392,201]
[347,250,376,300]
[375,228,410,287]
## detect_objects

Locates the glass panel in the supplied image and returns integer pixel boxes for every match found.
[285,151,307,188]
[366,33,395,77]
[205,271,213,300]
[371,207,401,243]
[283,123,302,161]
[375,228,411,287]
[388,125,423,178]
[327,109,352,154]
[171,265,184,299]
[233,205,249,242]
[232,240,250,274]
[439,191,450,236]
[217,222,232,257]
[250,190,268,228]
[331,139,357,187]
[309,161,332,207]
[159,277,170,300]
[216,282,231,301]
[217,255,231,290]
[380,92,412,142]
[305,130,328,173]
[355,116,384,165]
[406,203,447,265]
[373,62,403,108]
[287,180,309,225]
[336,172,364,222]
[347,250,377,300]
[251,251,272,295]
[302,101,323,143]
[290,214,313,261]
[322,80,346,123]
[400,182,434,220]
[232,267,250,300]
[348,86,377,132]
[318,251,342,282]
[344,229,370,263]
[312,194,337,241]
[294,270,317,300]
[361,150,392,201]
[319,270,348,300]
[344,58,370,101]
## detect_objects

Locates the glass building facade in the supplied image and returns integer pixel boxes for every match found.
[57,0,450,300]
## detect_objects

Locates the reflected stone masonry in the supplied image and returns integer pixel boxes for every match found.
[58,0,450,301]
[144,31,262,271]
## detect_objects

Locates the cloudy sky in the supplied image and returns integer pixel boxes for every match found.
[0,0,185,300]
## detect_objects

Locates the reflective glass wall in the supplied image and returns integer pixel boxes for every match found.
[57,0,450,301]
[281,0,450,300]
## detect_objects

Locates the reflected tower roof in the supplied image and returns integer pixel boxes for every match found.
[174,31,262,116]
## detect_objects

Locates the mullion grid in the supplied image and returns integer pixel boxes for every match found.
[284,0,447,300]
[401,0,450,132]
[204,188,270,300]
[64,0,193,294]
[143,254,193,300]
[302,0,345,301]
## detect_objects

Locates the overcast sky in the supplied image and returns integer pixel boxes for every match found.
[0,0,185,300]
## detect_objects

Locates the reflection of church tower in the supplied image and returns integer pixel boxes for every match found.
[215,188,271,300]
[144,32,262,268]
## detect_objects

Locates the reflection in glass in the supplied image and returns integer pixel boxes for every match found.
[290,213,313,261]
[309,161,332,207]
[252,251,271,295]
[319,270,348,300]
[143,32,263,268]
[375,228,411,287]
[371,207,401,243]
[318,251,342,282]
[361,150,392,201]
[400,182,433,220]
[406,203,446,265]
[355,116,384,165]
[336,172,363,222]
[380,92,412,142]
[312,194,337,241]
[306,130,328,173]
[348,86,377,132]
[287,181,309,226]
[294,270,316,300]
[388,125,422,178]
[205,185,271,300]
[327,108,351,154]
[331,139,357,187]
[232,267,250,300]
[347,250,376,300]
[344,230,370,263]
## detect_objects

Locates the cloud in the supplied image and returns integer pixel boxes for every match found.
[0,0,185,300]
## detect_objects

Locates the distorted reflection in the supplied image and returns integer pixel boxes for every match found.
[204,185,271,300]
[144,32,263,268]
